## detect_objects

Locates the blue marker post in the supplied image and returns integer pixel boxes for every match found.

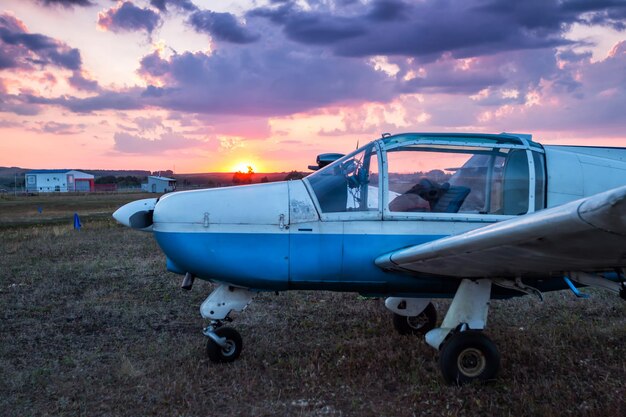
[73,213,82,231]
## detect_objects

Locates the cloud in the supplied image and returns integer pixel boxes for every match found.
[367,0,411,22]
[192,115,271,140]
[36,0,95,7]
[188,10,259,44]
[150,0,197,13]
[113,131,204,154]
[0,93,42,115]
[489,40,626,133]
[68,70,99,91]
[0,13,82,70]
[135,47,396,115]
[4,0,624,144]
[134,115,163,132]
[25,90,143,113]
[249,0,625,61]
[39,121,85,134]
[562,0,626,30]
[98,1,162,35]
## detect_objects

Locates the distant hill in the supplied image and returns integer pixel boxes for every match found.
[0,166,308,190]
[0,167,31,176]
[0,167,151,177]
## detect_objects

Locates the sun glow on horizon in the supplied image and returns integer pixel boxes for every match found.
[231,161,258,173]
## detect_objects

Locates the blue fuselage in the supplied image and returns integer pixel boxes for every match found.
[155,228,567,298]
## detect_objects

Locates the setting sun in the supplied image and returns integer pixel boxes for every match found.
[231,162,258,173]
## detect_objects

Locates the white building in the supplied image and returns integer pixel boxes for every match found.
[142,176,176,193]
[25,170,94,193]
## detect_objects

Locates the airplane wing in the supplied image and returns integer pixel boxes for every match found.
[375,186,626,278]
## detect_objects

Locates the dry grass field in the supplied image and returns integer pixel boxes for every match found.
[0,194,625,416]
[0,193,156,227]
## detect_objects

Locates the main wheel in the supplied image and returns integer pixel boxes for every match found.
[206,327,242,363]
[438,330,500,385]
[392,302,437,335]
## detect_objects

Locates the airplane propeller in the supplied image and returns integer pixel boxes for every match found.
[113,198,157,231]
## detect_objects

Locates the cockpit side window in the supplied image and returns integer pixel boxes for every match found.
[306,144,380,213]
[386,145,530,215]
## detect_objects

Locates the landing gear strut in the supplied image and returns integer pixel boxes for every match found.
[424,279,501,385]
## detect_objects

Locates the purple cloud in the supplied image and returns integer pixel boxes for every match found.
[24,90,142,113]
[68,71,99,91]
[188,10,259,44]
[3,0,624,146]
[113,131,204,154]
[0,13,82,70]
[98,1,162,34]
[0,93,42,115]
[138,51,170,77]
[249,0,625,61]
[367,0,411,22]
[35,0,94,7]
[134,115,163,132]
[135,47,396,115]
[499,40,626,133]
[39,121,85,134]
[150,0,197,13]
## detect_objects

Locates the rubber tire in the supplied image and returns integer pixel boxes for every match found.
[206,327,242,363]
[392,302,437,335]
[439,330,500,385]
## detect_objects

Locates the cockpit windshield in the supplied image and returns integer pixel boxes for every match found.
[306,143,380,213]
[305,138,543,216]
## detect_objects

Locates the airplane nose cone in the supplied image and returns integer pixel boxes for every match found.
[113,198,158,231]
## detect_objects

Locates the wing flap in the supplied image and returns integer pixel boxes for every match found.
[375,186,626,278]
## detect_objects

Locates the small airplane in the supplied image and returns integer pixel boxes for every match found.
[113,132,626,385]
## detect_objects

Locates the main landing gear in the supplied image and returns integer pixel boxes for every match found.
[426,279,500,385]
[199,284,256,363]
[386,280,501,384]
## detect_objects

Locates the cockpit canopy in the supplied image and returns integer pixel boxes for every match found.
[305,133,545,219]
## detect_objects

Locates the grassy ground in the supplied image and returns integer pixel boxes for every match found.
[0,192,155,227]
[0,195,624,416]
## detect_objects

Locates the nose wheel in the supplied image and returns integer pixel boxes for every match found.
[199,284,255,363]
[204,324,243,363]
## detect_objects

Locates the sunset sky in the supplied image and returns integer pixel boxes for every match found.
[0,0,625,173]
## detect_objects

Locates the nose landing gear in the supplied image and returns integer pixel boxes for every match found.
[199,284,256,363]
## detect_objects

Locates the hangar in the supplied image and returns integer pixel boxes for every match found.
[25,170,95,193]
[142,176,177,193]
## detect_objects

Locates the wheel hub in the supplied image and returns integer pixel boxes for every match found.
[407,313,428,330]
[457,347,486,377]
[221,340,236,357]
